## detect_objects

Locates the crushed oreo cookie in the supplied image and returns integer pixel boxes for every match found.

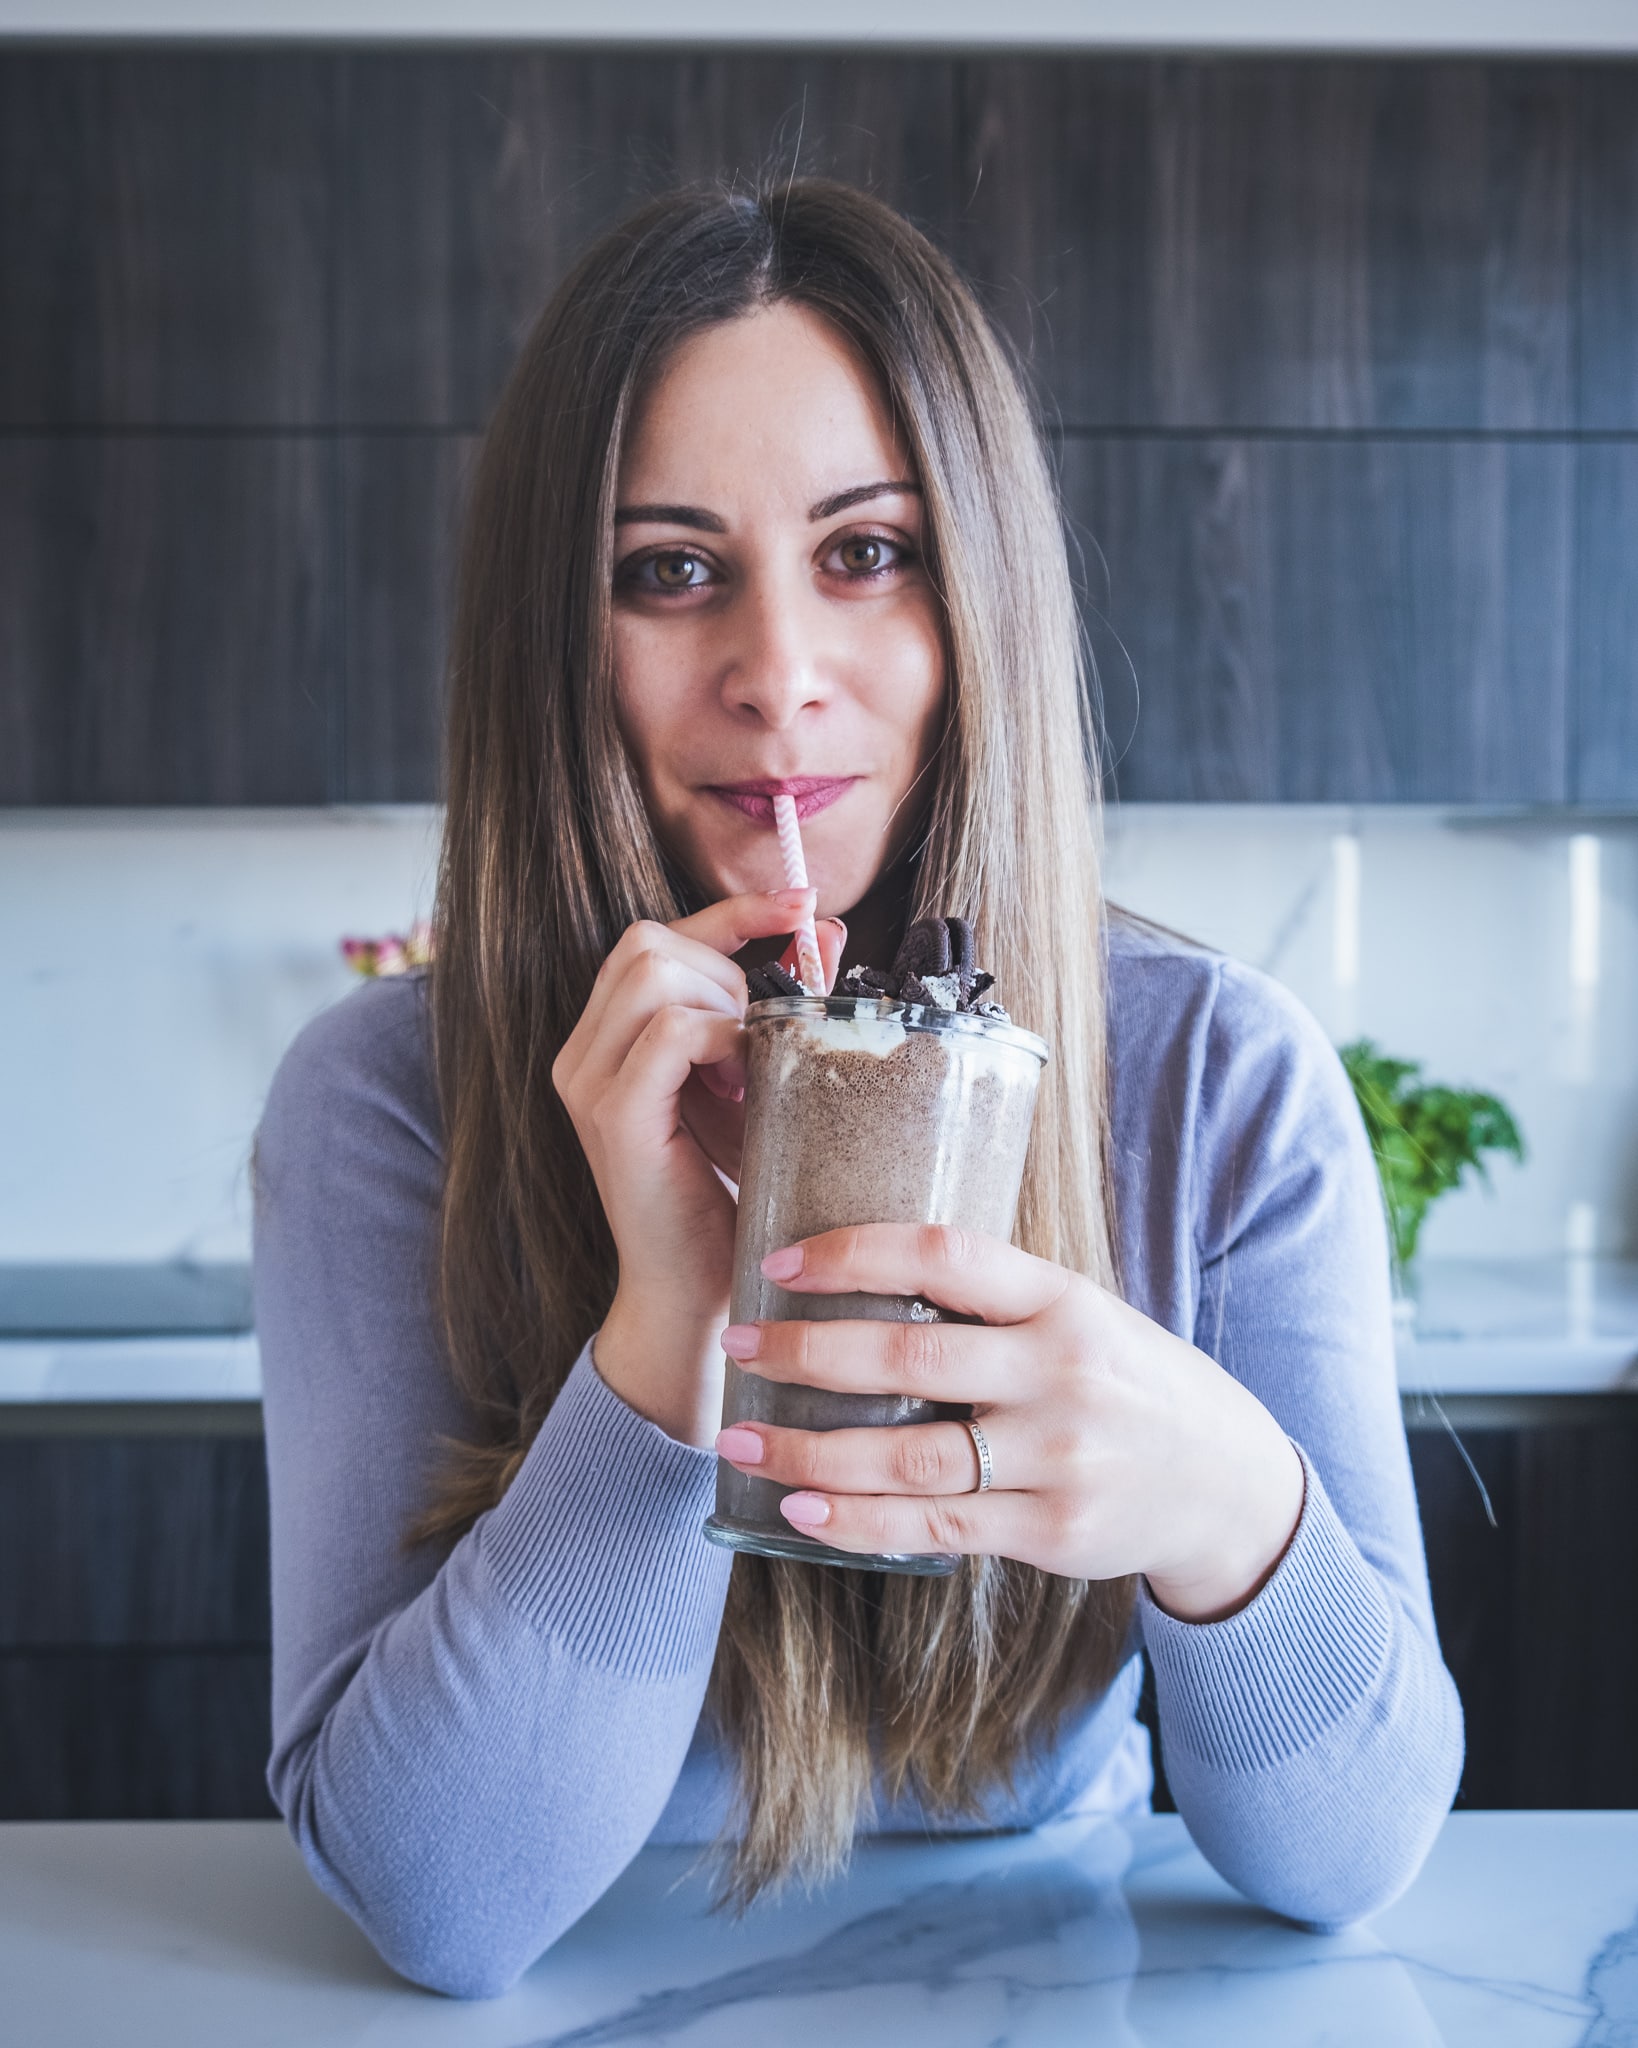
[745,915,1009,1019]
[743,959,808,1002]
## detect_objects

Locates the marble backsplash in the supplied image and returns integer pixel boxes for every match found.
[1,805,1634,1263]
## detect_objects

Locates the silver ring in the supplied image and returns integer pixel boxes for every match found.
[965,1419,994,1494]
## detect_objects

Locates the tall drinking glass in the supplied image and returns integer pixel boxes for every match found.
[704,995,1048,1575]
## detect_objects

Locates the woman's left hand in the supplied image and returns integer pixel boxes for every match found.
[714,1224,1306,1623]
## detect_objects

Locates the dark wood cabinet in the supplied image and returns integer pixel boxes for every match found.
[956,58,1577,433]
[1409,1412,1638,1809]
[1573,446,1638,806]
[1143,1407,1638,1817]
[338,49,959,430]
[1062,434,1574,802]
[0,1432,273,1821]
[0,435,336,804]
[0,1653,272,1821]
[1576,67,1638,432]
[0,51,336,429]
[7,1407,1631,1820]
[1,47,1634,808]
[341,433,478,802]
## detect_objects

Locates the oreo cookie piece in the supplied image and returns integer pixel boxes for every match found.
[892,917,954,981]
[905,971,962,1012]
[841,964,897,996]
[748,911,1007,1020]
[947,917,977,993]
[745,960,808,1002]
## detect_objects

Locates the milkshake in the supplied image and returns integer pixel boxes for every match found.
[705,917,1047,1575]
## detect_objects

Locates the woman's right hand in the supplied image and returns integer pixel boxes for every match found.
[551,888,842,1445]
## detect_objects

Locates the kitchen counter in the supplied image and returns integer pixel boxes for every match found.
[3,1257,1634,1412]
[0,1261,257,1408]
[3,1810,1634,2045]
[1397,1257,1638,1397]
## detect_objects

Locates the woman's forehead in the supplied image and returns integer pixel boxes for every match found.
[616,305,916,519]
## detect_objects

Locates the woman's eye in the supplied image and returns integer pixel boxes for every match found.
[827,533,911,579]
[648,551,709,590]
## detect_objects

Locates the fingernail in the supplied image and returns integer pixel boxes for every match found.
[780,1492,831,1529]
[772,886,817,907]
[714,1427,765,1465]
[822,916,847,939]
[761,1246,803,1282]
[720,1324,760,1360]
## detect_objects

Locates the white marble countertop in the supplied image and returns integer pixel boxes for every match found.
[3,1810,1634,2045]
[0,1331,261,1402]
[2,1258,1634,1405]
[1396,1257,1638,1396]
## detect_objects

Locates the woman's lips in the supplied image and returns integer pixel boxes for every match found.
[705,777,859,824]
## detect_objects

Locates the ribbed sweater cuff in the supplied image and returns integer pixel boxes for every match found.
[1139,1445,1394,1774]
[479,1340,731,1680]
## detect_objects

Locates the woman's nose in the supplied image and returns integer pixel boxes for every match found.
[719,582,833,728]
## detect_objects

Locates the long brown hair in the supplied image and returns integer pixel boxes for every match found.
[422,179,1135,1905]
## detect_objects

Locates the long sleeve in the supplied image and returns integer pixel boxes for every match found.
[1133,954,1463,1928]
[252,975,732,1997]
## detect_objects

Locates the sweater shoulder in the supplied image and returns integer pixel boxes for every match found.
[257,969,439,1173]
[1106,908,1337,1083]
[1105,910,1363,1271]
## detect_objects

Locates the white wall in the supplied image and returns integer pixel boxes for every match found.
[1,0,1634,50]
[2,804,1634,1265]
[1102,808,1638,1264]
[0,810,441,1264]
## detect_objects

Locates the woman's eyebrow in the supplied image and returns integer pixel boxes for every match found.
[612,503,728,532]
[809,480,921,520]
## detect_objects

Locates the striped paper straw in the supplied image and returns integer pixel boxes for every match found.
[772,793,826,993]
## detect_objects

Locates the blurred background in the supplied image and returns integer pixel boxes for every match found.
[1,3,1634,1830]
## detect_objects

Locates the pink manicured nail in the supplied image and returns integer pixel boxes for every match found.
[780,1492,831,1529]
[761,1246,803,1282]
[714,1427,765,1465]
[720,1324,760,1360]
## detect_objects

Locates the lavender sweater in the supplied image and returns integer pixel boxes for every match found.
[252,918,1462,1997]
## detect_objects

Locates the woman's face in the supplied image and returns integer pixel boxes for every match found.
[610,303,947,919]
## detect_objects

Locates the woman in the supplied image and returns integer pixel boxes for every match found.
[253,180,1461,1998]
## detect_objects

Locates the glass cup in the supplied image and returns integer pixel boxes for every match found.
[703,994,1048,1575]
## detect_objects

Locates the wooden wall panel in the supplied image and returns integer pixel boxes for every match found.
[1062,434,1573,801]
[0,44,1628,810]
[339,49,960,428]
[1513,1424,1638,1806]
[0,1433,271,1822]
[342,433,478,801]
[0,1652,274,1820]
[1410,1417,1638,1812]
[0,436,336,804]
[957,58,1576,432]
[1576,66,1638,430]
[0,1439,268,1649]
[1407,1428,1517,1809]
[0,51,336,428]
[1573,446,1638,804]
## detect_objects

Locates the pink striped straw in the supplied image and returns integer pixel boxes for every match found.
[772,793,826,994]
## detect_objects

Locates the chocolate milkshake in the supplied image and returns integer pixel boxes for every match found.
[705,918,1047,1575]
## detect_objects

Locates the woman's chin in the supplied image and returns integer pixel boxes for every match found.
[678,818,883,916]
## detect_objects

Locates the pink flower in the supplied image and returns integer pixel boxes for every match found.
[341,922,437,978]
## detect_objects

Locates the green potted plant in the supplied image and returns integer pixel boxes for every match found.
[1338,1040,1525,1319]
